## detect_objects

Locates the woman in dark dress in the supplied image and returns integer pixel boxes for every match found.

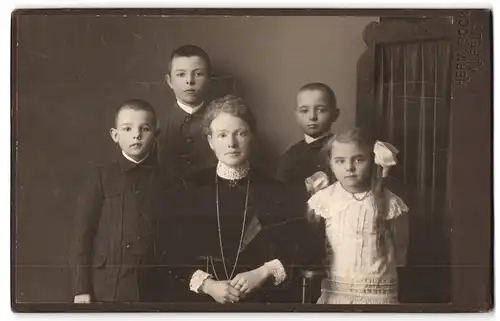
[159,95,308,304]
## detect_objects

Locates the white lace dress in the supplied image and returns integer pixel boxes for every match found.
[308,182,409,304]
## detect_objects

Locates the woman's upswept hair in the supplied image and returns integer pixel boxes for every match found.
[202,94,257,136]
[322,128,388,233]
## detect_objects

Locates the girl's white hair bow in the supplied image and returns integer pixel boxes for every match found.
[373,141,399,177]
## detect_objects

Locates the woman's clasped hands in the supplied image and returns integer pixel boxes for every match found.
[201,266,271,304]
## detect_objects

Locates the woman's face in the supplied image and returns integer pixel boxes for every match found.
[207,112,253,167]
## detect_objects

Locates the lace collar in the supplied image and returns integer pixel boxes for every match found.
[216,161,250,181]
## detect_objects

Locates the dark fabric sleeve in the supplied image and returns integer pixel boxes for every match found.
[278,183,325,270]
[71,167,104,296]
[272,184,326,303]
[257,215,307,303]
[274,217,306,276]
[248,182,302,302]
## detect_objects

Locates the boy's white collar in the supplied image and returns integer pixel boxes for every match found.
[304,132,331,144]
[122,151,149,164]
[177,99,204,115]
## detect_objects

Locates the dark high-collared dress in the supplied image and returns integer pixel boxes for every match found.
[157,166,307,303]
[72,153,164,303]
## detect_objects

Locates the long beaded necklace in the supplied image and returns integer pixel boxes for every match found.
[210,173,250,281]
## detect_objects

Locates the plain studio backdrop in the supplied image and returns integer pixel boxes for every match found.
[13,14,376,303]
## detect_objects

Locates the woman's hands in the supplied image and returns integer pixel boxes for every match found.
[230,265,271,297]
[201,265,272,303]
[201,279,242,304]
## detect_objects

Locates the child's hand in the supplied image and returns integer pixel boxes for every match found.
[305,171,329,194]
[74,293,91,304]
[201,279,241,304]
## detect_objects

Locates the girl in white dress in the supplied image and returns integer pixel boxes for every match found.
[307,128,409,304]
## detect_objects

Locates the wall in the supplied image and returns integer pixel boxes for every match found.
[14,13,376,302]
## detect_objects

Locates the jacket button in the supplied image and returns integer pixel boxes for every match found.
[125,243,131,249]
[186,137,193,144]
[137,236,141,241]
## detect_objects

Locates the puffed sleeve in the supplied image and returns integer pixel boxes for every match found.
[385,189,409,220]
[385,189,410,267]
[307,189,330,219]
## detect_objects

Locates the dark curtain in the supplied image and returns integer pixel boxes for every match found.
[373,41,452,303]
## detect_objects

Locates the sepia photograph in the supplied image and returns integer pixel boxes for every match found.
[11,8,493,312]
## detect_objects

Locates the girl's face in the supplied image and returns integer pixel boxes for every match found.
[207,112,252,167]
[329,140,372,193]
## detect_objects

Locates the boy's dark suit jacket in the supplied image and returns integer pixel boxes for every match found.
[276,134,334,185]
[157,166,310,303]
[71,153,165,302]
[156,102,217,181]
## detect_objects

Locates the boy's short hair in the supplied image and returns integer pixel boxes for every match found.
[168,44,212,76]
[299,82,338,110]
[114,99,158,128]
[202,94,257,136]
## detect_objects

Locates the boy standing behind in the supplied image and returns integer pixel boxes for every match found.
[158,44,216,181]
[277,83,339,302]
[277,82,339,187]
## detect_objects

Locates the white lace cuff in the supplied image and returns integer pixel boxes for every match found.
[189,270,212,293]
[264,259,287,285]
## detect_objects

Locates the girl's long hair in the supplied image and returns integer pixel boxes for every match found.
[322,128,388,234]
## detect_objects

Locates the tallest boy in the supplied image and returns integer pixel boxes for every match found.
[158,45,216,181]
